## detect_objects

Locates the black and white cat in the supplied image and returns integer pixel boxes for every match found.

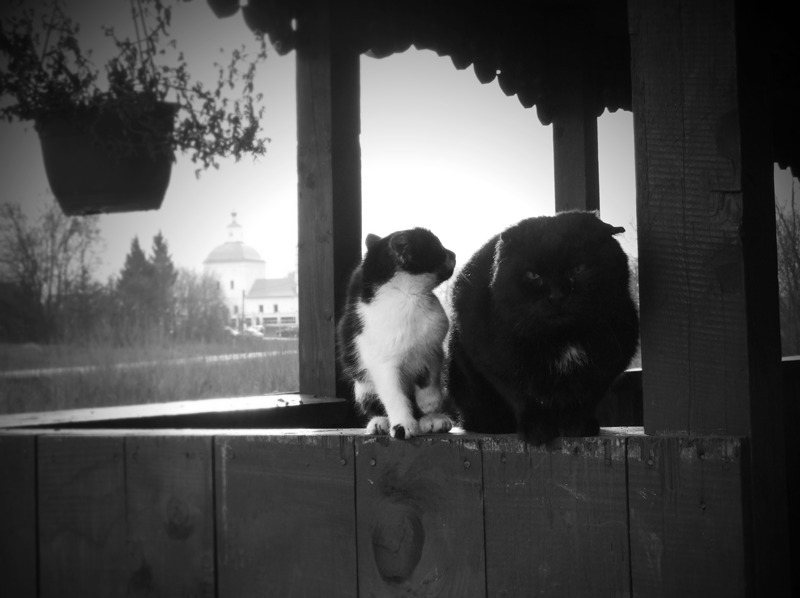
[445,211,639,446]
[337,228,456,439]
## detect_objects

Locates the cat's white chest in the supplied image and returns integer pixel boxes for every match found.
[356,275,448,362]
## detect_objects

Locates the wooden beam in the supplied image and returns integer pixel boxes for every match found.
[550,37,600,214]
[628,0,789,592]
[552,94,600,213]
[296,0,362,398]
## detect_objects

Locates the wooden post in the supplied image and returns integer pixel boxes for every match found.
[0,435,37,597]
[628,0,789,592]
[296,0,362,397]
[551,44,600,214]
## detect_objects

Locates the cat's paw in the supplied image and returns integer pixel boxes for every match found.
[365,416,391,435]
[389,418,420,440]
[519,416,558,447]
[415,386,445,415]
[418,413,453,434]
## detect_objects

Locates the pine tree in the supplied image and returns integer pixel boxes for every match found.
[117,236,157,341]
[150,232,178,334]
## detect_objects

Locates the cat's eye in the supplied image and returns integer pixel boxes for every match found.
[571,264,587,276]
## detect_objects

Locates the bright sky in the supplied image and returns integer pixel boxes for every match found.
[1,0,797,284]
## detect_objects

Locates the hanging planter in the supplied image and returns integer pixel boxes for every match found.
[0,0,270,216]
[206,0,241,19]
[35,100,178,215]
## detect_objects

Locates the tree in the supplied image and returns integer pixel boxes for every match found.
[151,232,178,333]
[776,189,800,356]
[173,268,229,342]
[115,232,181,343]
[116,236,158,341]
[0,199,101,342]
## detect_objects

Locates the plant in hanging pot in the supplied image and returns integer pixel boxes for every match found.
[0,0,269,215]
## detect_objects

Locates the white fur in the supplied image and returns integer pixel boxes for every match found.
[354,271,452,438]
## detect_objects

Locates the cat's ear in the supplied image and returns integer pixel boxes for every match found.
[607,224,625,235]
[603,223,625,236]
[388,232,411,263]
[365,234,382,250]
[590,211,625,236]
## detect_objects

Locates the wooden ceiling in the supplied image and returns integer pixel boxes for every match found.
[210,0,799,177]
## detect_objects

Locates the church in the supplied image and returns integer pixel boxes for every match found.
[203,213,298,336]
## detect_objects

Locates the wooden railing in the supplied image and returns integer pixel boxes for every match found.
[1,360,796,597]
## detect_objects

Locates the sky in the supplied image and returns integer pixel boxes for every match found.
[1,0,797,284]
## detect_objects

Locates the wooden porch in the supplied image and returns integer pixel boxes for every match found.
[1,0,798,595]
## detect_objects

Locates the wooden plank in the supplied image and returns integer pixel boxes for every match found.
[38,435,127,598]
[627,436,747,596]
[483,436,629,596]
[0,434,37,597]
[355,436,485,596]
[215,434,357,596]
[296,0,362,397]
[124,436,215,597]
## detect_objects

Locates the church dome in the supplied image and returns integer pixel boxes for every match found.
[203,212,265,264]
[204,242,264,264]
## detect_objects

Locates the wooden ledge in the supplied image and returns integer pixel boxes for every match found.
[0,393,348,430]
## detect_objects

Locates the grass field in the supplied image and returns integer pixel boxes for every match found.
[0,338,299,415]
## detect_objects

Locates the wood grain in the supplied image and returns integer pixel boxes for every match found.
[629,0,750,435]
[0,434,37,597]
[215,434,357,597]
[296,0,363,398]
[125,435,215,597]
[355,435,485,597]
[627,436,746,596]
[38,435,127,598]
[483,436,630,597]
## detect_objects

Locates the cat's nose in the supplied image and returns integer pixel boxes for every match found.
[548,285,565,304]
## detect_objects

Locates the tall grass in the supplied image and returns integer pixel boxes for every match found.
[0,339,298,415]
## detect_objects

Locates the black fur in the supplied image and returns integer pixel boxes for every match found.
[445,211,639,445]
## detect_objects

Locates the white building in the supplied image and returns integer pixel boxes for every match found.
[203,213,298,334]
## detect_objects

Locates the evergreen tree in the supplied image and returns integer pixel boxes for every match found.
[117,236,157,341]
[150,232,178,333]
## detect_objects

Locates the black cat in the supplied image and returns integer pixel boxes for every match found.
[337,228,456,439]
[445,211,639,445]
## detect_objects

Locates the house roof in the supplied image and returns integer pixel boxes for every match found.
[211,0,800,177]
[248,277,297,299]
